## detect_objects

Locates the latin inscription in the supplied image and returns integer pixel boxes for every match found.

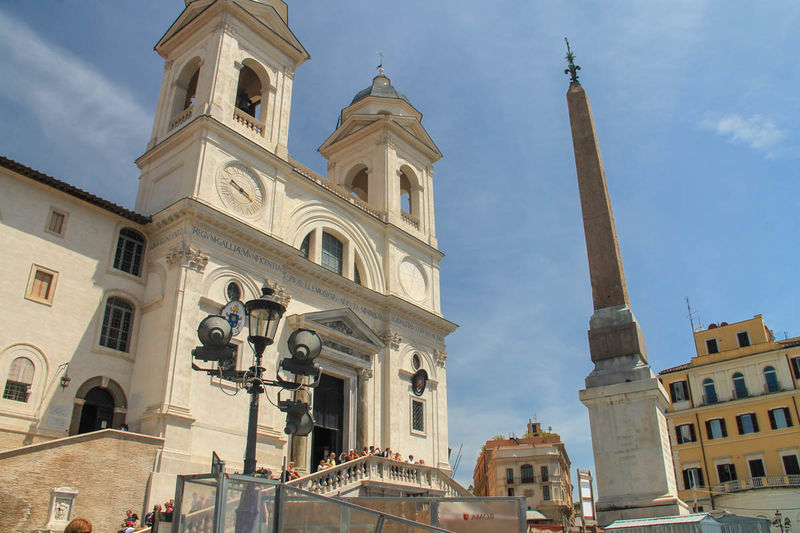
[180,225,444,342]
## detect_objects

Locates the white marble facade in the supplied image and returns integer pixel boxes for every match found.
[0,0,455,508]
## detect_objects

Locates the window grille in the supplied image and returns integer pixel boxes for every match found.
[3,357,34,403]
[321,232,343,275]
[411,399,424,432]
[113,228,145,276]
[100,297,134,352]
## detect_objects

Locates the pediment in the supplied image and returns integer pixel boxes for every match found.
[319,116,440,161]
[285,308,385,367]
[157,0,308,64]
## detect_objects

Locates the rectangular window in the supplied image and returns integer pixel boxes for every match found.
[705,338,719,354]
[768,407,793,430]
[748,458,766,478]
[791,357,800,379]
[46,208,67,236]
[782,454,800,475]
[682,468,704,489]
[676,423,697,444]
[716,463,737,483]
[25,265,58,305]
[411,399,424,433]
[736,413,759,435]
[705,418,727,440]
[507,488,514,497]
[506,468,514,484]
[542,485,551,501]
[321,232,343,275]
[736,331,751,348]
[669,381,690,403]
[540,466,549,482]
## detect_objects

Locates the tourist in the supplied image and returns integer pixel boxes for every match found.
[408,454,414,463]
[326,452,337,467]
[287,461,301,480]
[64,518,92,533]
[144,504,161,527]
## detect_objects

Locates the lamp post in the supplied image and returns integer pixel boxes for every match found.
[242,286,286,475]
[773,510,792,533]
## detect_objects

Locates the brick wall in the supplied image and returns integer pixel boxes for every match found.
[0,429,163,533]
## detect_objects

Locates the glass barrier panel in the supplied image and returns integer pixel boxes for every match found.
[176,477,218,533]
[437,499,522,533]
[346,499,433,527]
[219,477,276,533]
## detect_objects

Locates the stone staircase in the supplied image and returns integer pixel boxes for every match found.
[286,455,470,497]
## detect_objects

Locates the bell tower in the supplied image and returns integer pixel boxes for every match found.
[318,70,441,249]
[135,0,309,216]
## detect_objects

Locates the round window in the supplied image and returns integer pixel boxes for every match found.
[412,353,421,370]
[226,281,241,302]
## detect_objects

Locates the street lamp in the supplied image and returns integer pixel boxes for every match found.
[242,286,286,475]
[774,510,792,533]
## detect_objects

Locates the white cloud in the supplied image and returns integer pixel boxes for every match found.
[702,113,786,154]
[0,10,151,174]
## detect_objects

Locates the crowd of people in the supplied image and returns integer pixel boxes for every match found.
[316,446,425,472]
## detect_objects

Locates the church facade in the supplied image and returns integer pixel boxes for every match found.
[0,0,455,513]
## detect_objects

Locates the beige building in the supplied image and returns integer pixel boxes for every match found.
[659,314,800,525]
[472,422,573,528]
[0,1,458,531]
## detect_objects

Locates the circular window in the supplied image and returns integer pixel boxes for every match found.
[412,353,421,370]
[226,281,241,302]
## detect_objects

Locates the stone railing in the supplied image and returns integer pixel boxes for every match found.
[233,107,264,136]
[713,474,800,494]
[288,455,469,498]
[291,162,387,221]
[169,105,193,131]
[401,211,420,230]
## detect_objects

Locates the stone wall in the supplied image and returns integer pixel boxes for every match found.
[0,429,163,533]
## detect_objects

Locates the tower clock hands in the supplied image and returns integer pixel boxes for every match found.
[230,179,254,202]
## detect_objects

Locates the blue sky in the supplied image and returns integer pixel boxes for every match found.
[1,1,798,490]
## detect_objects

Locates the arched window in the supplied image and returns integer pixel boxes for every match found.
[300,233,310,259]
[703,378,717,404]
[520,464,534,483]
[346,165,369,202]
[113,228,145,277]
[400,169,413,214]
[171,58,201,118]
[100,297,134,352]
[321,232,343,275]
[354,261,362,285]
[732,372,748,399]
[764,366,780,393]
[3,357,34,403]
[235,65,264,119]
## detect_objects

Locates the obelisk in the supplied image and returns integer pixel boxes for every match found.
[565,39,688,525]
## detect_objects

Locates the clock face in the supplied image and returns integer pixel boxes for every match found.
[217,164,264,216]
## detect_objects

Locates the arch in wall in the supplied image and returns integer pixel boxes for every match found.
[398,164,422,218]
[171,56,202,118]
[344,164,369,203]
[285,203,384,292]
[68,376,127,435]
[235,58,270,121]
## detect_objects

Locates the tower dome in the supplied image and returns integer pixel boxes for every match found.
[351,72,411,105]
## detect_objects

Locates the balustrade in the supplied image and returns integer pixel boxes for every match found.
[169,105,194,131]
[287,455,468,498]
[712,474,800,494]
[233,107,265,135]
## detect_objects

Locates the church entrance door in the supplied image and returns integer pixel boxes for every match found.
[77,387,115,433]
[311,374,344,469]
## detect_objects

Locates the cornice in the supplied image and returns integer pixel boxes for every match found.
[146,198,456,338]
[139,116,444,259]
